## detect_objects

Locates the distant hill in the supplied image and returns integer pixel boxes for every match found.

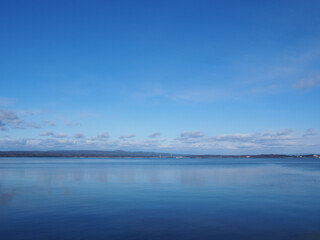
[0,150,173,158]
[0,151,319,158]
[186,154,320,159]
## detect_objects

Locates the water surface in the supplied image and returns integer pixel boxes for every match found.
[0,158,319,239]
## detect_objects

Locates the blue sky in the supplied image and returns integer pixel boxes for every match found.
[1,0,320,154]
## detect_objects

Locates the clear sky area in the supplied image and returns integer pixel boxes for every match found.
[1,0,320,154]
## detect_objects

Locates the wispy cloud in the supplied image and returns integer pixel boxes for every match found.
[132,86,231,103]
[293,74,320,89]
[16,110,38,115]
[129,44,320,104]
[303,128,317,137]
[65,121,80,127]
[0,98,15,106]
[42,120,56,126]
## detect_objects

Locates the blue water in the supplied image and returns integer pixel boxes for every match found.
[0,158,319,240]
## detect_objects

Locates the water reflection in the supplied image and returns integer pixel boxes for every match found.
[0,158,319,240]
[1,159,319,187]
[0,185,15,206]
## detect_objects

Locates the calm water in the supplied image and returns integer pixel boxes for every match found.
[0,158,319,240]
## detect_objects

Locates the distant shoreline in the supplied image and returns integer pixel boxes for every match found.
[0,151,319,158]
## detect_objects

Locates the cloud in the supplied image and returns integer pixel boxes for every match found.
[175,131,205,144]
[119,134,135,140]
[53,133,67,138]
[172,129,305,153]
[249,84,280,94]
[0,109,43,130]
[180,131,204,138]
[42,120,56,126]
[16,110,38,115]
[40,131,54,136]
[148,132,161,138]
[211,130,296,144]
[65,121,80,127]
[0,128,319,154]
[74,133,85,138]
[27,123,41,129]
[97,132,110,139]
[0,126,8,131]
[293,75,320,89]
[303,128,317,137]
[133,86,229,103]
[0,98,15,106]
[172,89,228,102]
[212,133,257,142]
[0,109,24,129]
[0,136,164,151]
[262,129,293,137]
